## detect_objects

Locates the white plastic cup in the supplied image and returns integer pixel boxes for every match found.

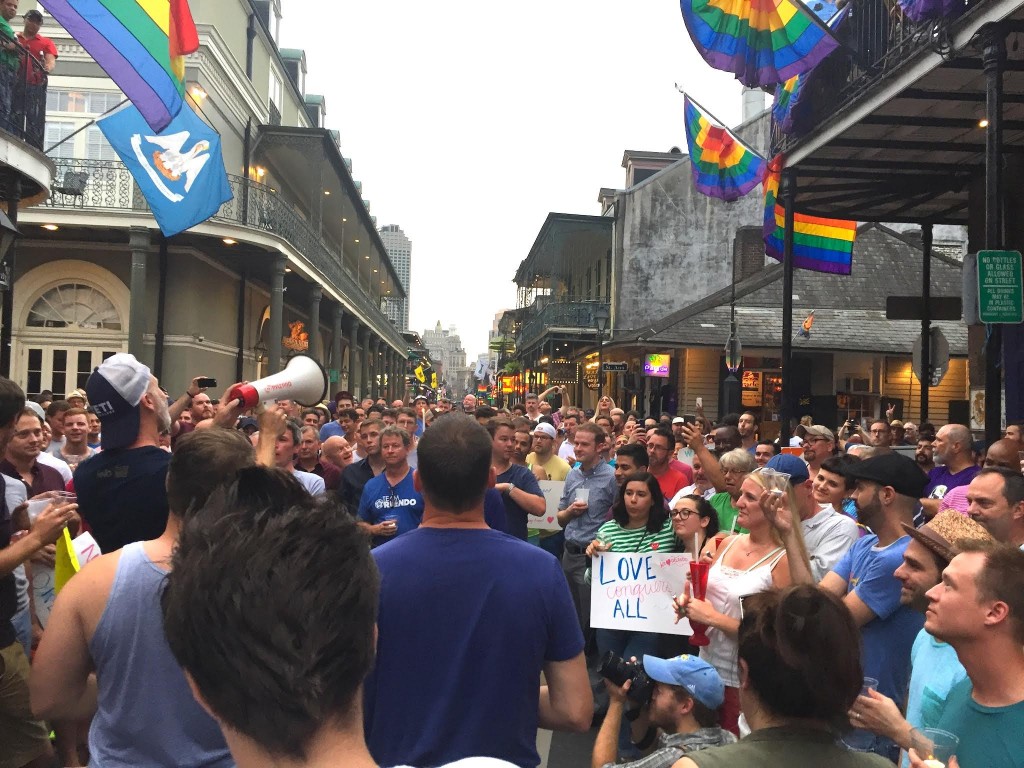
[575,487,590,505]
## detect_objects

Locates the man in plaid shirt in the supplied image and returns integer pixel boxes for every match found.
[593,654,735,768]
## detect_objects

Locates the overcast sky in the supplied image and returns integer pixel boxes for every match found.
[284,1,744,359]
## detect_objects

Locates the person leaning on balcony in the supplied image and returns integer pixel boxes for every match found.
[17,8,56,142]
[0,0,19,127]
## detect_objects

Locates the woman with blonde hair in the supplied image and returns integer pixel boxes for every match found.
[592,394,616,421]
[673,469,802,734]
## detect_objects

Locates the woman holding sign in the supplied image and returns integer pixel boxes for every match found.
[672,471,799,735]
[587,472,676,663]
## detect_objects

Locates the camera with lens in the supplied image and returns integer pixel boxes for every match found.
[597,651,656,705]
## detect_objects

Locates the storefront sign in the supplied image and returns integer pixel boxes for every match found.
[283,320,310,352]
[741,370,762,407]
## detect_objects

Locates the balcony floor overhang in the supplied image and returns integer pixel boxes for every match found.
[514,213,613,286]
[252,126,405,297]
[784,1,1024,224]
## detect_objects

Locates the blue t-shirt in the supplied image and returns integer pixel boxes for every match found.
[900,629,966,768]
[497,463,545,541]
[357,468,424,547]
[365,528,584,768]
[318,420,345,442]
[936,678,1024,768]
[831,534,923,706]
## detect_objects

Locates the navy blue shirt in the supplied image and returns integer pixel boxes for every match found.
[497,463,545,541]
[365,528,584,767]
[74,446,171,554]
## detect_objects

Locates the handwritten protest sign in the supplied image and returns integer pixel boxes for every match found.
[531,480,565,531]
[590,552,694,635]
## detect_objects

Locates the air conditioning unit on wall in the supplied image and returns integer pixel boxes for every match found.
[838,377,874,394]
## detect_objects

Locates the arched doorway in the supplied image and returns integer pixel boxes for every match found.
[12,261,129,399]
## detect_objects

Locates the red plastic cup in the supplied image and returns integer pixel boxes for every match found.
[688,560,711,647]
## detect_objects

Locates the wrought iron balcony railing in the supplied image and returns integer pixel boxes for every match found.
[517,299,611,350]
[771,0,983,156]
[0,30,49,151]
[43,157,404,348]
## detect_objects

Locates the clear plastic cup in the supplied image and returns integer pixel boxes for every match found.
[26,498,51,524]
[919,728,958,766]
[842,677,880,752]
[767,471,791,496]
[575,487,590,505]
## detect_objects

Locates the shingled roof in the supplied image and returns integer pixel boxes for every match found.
[616,223,968,356]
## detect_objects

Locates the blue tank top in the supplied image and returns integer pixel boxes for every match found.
[88,542,234,768]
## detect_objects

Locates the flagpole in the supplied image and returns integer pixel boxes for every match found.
[44,97,129,155]
[45,88,218,158]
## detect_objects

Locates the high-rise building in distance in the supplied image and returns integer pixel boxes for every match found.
[379,224,411,331]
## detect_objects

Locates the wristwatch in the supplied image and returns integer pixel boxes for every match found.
[504,483,516,497]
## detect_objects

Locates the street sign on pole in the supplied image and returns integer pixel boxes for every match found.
[912,328,949,387]
[885,296,962,321]
[601,361,628,373]
[977,250,1023,323]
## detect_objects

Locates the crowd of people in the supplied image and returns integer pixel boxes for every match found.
[1,353,1023,768]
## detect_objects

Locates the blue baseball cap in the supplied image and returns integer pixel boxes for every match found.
[642,654,725,709]
[765,453,810,483]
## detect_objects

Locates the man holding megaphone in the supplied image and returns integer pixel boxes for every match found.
[77,354,250,554]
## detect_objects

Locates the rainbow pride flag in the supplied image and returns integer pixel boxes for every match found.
[42,0,199,132]
[771,75,803,134]
[771,6,849,134]
[683,95,765,201]
[680,0,841,87]
[762,156,857,274]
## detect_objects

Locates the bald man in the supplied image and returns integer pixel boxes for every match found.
[922,424,979,519]
[321,435,354,470]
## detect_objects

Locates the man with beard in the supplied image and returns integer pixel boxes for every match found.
[922,424,978,519]
[76,354,178,553]
[915,438,935,475]
[737,411,758,454]
[462,393,477,414]
[849,511,991,763]
[592,654,734,768]
[512,420,533,468]
[767,452,927,759]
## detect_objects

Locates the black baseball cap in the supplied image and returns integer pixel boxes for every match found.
[840,452,927,498]
[25,10,42,21]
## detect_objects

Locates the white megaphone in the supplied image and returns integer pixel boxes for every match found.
[226,354,328,409]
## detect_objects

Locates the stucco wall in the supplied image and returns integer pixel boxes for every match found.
[615,112,771,332]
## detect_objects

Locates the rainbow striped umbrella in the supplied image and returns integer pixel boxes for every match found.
[42,0,199,132]
[680,0,842,87]
[763,156,857,274]
[683,96,766,202]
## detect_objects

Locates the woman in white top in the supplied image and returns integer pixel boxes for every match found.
[673,470,799,735]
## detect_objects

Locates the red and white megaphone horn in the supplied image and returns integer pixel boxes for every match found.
[226,354,328,409]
